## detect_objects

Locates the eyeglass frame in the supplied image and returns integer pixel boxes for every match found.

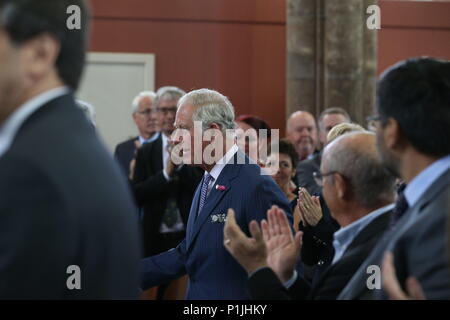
[156,106,178,115]
[135,109,157,116]
[313,171,338,187]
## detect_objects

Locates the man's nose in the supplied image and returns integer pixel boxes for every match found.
[300,128,311,136]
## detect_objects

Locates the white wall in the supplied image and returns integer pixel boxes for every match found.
[77,52,155,153]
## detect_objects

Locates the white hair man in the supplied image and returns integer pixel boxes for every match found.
[140,88,292,299]
[114,91,158,177]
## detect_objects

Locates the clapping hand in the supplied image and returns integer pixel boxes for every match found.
[223,209,268,274]
[262,205,303,283]
[223,206,302,284]
[297,188,323,227]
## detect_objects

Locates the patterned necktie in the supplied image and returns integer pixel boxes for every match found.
[198,173,214,216]
[162,198,180,228]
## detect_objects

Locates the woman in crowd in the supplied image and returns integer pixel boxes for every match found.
[265,139,302,230]
[235,114,272,164]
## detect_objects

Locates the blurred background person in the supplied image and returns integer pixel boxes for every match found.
[114,91,159,178]
[265,139,300,229]
[75,99,96,128]
[297,108,351,196]
[235,114,272,164]
[286,111,319,162]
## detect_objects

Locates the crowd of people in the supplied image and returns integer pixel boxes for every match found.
[0,0,449,300]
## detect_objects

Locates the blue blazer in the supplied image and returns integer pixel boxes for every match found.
[140,151,293,299]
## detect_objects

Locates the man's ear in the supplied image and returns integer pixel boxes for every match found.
[383,118,405,151]
[334,173,348,200]
[208,122,222,141]
[21,33,60,83]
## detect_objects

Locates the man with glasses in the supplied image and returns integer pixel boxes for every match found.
[114,91,159,178]
[132,86,203,299]
[339,57,450,299]
[224,132,396,300]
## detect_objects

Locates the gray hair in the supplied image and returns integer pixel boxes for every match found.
[178,88,236,133]
[324,132,396,208]
[131,91,156,113]
[318,107,351,129]
[76,99,96,126]
[155,86,186,106]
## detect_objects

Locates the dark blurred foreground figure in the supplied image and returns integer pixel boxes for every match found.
[0,0,140,299]
[339,57,450,299]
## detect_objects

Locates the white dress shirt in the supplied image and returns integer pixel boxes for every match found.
[203,144,239,195]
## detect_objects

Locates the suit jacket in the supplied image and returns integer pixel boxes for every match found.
[114,136,138,178]
[338,168,450,300]
[140,150,293,299]
[296,152,322,196]
[248,209,392,300]
[132,135,203,257]
[0,93,140,299]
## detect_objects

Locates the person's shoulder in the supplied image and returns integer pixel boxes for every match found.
[297,152,322,169]
[116,137,138,149]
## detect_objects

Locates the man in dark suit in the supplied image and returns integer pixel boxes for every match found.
[296,107,351,196]
[224,132,397,300]
[140,89,292,299]
[114,91,159,178]
[0,0,140,299]
[338,57,450,299]
[133,86,200,257]
[132,86,202,299]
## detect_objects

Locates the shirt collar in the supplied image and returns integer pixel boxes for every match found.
[0,86,69,158]
[404,155,450,208]
[333,203,394,251]
[139,132,160,145]
[206,144,239,181]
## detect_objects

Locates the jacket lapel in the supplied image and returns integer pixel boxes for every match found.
[186,182,202,246]
[151,135,163,172]
[186,153,242,251]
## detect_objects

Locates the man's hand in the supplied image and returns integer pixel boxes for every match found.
[164,143,178,178]
[262,205,303,283]
[223,209,267,274]
[382,252,426,300]
[298,188,322,227]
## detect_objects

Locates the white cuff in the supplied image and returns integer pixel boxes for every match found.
[163,169,171,181]
[283,270,298,289]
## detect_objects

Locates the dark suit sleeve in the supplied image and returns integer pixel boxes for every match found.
[132,146,172,206]
[0,157,68,298]
[140,238,188,290]
[248,268,311,300]
[300,197,339,266]
[393,204,450,299]
[249,178,293,226]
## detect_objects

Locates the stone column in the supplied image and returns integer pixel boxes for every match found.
[286,0,378,125]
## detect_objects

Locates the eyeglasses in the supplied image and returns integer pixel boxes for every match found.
[313,171,338,187]
[157,106,177,115]
[136,109,156,116]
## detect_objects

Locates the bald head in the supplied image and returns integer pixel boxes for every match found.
[322,132,395,209]
[286,111,318,160]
